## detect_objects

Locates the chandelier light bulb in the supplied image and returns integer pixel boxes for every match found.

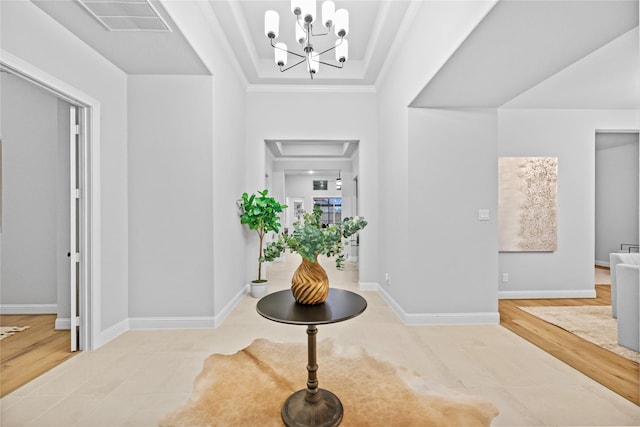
[264,10,279,39]
[301,0,317,23]
[290,0,303,15]
[321,1,335,28]
[274,43,288,66]
[335,38,348,62]
[334,8,349,37]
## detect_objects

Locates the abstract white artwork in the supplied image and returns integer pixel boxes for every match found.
[499,157,558,252]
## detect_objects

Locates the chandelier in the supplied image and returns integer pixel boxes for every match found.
[264,0,349,79]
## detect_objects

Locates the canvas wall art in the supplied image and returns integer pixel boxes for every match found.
[499,157,558,252]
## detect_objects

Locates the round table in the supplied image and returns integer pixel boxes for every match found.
[256,288,367,427]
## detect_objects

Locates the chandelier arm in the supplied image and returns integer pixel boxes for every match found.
[317,60,344,69]
[296,17,307,36]
[317,45,338,56]
[317,37,343,56]
[270,38,305,59]
[279,57,307,72]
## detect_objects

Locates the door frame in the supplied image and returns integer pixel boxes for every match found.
[1,50,100,350]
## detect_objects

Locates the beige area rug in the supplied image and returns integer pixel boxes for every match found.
[518,306,639,363]
[159,339,499,427]
[0,326,30,340]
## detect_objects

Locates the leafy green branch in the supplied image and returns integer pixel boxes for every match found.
[264,205,367,270]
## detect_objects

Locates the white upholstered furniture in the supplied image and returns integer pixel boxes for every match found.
[616,263,640,352]
[609,252,640,318]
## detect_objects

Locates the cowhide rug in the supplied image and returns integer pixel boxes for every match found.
[159,338,498,427]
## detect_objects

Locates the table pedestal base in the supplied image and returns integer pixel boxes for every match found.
[281,388,343,427]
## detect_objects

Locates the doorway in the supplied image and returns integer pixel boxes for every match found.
[0,59,95,393]
[594,131,640,267]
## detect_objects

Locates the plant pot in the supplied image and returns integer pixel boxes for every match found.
[291,255,329,304]
[250,280,268,298]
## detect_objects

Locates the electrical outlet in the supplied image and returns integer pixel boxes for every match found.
[502,273,509,283]
[385,273,390,285]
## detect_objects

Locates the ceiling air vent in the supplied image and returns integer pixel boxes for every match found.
[77,0,171,32]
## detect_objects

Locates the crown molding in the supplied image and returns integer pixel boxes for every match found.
[246,84,376,93]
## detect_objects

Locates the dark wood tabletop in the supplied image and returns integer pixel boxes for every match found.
[256,288,367,325]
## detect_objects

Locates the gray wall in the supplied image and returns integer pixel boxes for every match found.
[595,132,639,265]
[127,75,215,319]
[407,108,499,316]
[0,71,70,317]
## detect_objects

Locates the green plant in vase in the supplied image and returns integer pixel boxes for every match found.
[239,189,287,297]
[264,205,367,304]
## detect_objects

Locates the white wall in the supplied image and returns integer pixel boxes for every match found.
[1,1,129,340]
[246,90,378,284]
[407,109,499,317]
[595,132,639,264]
[376,0,499,321]
[0,72,59,310]
[127,75,215,319]
[498,109,640,298]
[284,173,344,217]
[161,1,247,317]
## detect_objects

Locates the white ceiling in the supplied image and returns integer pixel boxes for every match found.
[410,0,639,108]
[29,0,639,117]
[503,27,639,109]
[32,0,210,75]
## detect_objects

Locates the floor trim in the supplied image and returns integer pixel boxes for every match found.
[499,289,597,299]
[0,304,57,314]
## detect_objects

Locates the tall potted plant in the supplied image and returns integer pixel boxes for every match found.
[263,205,367,304]
[239,189,287,297]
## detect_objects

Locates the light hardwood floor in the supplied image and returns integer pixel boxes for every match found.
[0,314,78,397]
[499,282,639,405]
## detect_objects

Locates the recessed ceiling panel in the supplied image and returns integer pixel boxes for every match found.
[266,139,358,159]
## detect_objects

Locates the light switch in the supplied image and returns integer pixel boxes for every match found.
[478,209,490,221]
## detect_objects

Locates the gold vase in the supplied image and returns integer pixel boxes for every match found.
[291,255,329,304]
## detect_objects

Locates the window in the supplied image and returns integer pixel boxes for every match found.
[313,197,342,225]
[313,180,328,190]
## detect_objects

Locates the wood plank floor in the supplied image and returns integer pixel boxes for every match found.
[499,283,639,405]
[0,314,78,397]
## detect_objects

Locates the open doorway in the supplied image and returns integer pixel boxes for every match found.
[264,139,361,282]
[594,131,640,268]
[0,63,94,395]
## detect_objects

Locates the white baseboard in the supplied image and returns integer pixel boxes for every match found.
[0,304,57,314]
[129,316,217,329]
[358,281,379,291]
[55,317,71,330]
[368,283,499,325]
[90,285,250,347]
[94,318,130,349]
[129,284,250,329]
[498,289,597,299]
[214,284,249,327]
[595,260,610,268]
[403,311,500,325]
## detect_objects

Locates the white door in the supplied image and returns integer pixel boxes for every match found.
[69,106,79,352]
